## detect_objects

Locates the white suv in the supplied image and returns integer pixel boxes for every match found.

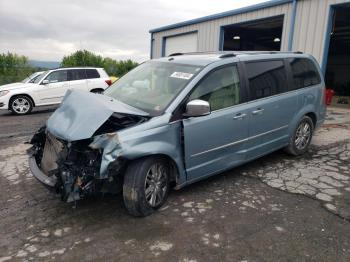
[0,67,111,115]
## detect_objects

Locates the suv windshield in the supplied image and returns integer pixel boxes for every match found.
[104,61,203,115]
[34,70,49,84]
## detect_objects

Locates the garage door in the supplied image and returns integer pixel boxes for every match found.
[164,32,198,56]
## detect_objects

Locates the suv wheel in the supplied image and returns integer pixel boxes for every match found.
[285,115,314,156]
[123,156,170,217]
[10,95,33,115]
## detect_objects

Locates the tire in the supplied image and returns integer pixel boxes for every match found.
[123,156,170,217]
[285,115,314,156]
[10,95,33,115]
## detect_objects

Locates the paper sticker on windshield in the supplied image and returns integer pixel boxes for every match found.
[170,72,194,80]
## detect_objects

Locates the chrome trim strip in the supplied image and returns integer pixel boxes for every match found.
[191,125,288,157]
[41,96,64,100]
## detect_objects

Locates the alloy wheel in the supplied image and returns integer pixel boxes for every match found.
[12,98,30,114]
[144,163,168,207]
[295,121,311,150]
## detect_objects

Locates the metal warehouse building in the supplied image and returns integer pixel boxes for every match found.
[149,0,350,106]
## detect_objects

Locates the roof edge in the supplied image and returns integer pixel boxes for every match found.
[149,0,293,33]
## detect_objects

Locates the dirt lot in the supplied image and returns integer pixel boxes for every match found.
[0,107,350,261]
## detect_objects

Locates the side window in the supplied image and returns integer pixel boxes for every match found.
[288,58,321,90]
[68,69,86,81]
[86,69,100,79]
[189,65,241,111]
[246,60,287,100]
[45,70,68,83]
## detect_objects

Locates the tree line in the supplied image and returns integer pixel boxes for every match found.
[0,50,139,85]
[0,53,35,85]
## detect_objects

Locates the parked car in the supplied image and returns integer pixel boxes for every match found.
[0,71,44,91]
[22,71,44,84]
[28,52,326,216]
[0,67,111,115]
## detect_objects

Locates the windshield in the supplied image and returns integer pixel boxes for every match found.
[28,73,43,83]
[22,72,40,83]
[33,70,49,84]
[22,76,30,83]
[104,61,203,115]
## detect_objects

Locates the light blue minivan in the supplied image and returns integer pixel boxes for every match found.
[28,51,327,216]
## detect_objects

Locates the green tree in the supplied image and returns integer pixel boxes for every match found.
[113,59,139,77]
[61,50,104,67]
[0,52,34,85]
[61,49,138,77]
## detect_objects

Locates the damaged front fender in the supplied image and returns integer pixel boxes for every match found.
[89,132,123,178]
[90,118,186,185]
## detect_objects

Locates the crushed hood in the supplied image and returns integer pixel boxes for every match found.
[47,89,149,141]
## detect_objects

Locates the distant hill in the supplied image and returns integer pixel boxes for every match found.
[29,60,60,69]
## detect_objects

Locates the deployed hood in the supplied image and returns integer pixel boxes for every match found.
[47,89,149,141]
[0,82,37,91]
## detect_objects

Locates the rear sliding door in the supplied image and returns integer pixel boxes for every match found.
[243,59,297,159]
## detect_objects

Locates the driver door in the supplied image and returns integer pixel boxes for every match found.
[38,70,69,104]
[183,64,249,182]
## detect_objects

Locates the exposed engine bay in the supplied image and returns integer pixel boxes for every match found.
[28,112,148,203]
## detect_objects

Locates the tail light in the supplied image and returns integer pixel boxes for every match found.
[325,87,334,106]
[105,79,112,86]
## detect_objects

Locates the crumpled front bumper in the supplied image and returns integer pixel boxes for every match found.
[28,154,57,188]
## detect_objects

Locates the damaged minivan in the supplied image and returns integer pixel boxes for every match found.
[28,52,326,216]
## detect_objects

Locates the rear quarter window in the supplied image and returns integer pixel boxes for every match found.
[288,58,321,90]
[86,69,100,79]
[69,69,86,81]
[245,60,287,100]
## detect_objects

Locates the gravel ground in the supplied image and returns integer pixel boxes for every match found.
[0,106,349,261]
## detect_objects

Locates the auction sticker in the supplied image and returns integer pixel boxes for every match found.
[170,72,194,80]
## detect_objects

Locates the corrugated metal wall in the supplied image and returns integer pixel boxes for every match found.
[293,0,350,64]
[151,0,350,65]
[152,2,293,58]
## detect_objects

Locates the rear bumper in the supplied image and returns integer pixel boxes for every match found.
[28,155,57,188]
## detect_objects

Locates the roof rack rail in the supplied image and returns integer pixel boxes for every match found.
[239,51,304,55]
[168,53,184,57]
[168,51,224,57]
[219,53,236,58]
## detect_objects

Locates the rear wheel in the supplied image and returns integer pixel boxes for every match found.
[123,156,170,217]
[285,115,314,156]
[10,95,33,115]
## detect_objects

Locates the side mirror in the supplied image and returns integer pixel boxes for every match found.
[184,99,210,117]
[41,79,49,85]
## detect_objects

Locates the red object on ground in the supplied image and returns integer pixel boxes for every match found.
[325,88,334,106]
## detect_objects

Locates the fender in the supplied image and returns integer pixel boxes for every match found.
[90,120,187,185]
[288,104,316,136]
[9,93,37,107]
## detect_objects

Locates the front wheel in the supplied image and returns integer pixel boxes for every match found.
[10,95,33,115]
[285,115,314,156]
[123,156,170,217]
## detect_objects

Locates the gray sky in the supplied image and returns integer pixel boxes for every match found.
[0,0,266,62]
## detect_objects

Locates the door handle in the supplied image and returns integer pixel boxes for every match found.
[252,108,264,115]
[233,113,247,120]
